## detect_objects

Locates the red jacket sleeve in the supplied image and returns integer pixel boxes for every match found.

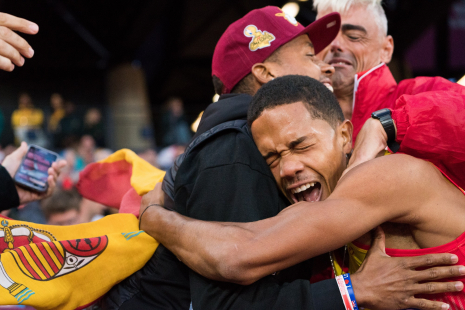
[391,90,465,191]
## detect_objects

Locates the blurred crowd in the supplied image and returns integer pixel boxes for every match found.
[0,93,193,228]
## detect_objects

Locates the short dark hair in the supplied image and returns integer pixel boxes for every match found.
[41,188,81,220]
[247,75,344,127]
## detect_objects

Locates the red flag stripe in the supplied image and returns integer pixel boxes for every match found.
[25,244,51,279]
[12,248,41,280]
[36,242,60,274]
[48,242,64,265]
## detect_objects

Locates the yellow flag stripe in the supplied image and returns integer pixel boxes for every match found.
[19,247,47,280]
[56,242,64,257]
[9,250,33,278]
[42,242,63,270]
[30,244,55,277]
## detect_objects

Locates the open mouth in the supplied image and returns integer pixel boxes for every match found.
[323,82,333,93]
[288,182,322,203]
[328,58,352,67]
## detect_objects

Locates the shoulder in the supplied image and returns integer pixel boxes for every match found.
[185,128,265,170]
[335,154,438,202]
[344,154,434,180]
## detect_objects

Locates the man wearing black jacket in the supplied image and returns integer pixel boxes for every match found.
[105,7,462,310]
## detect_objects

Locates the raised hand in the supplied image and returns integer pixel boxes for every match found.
[0,12,38,71]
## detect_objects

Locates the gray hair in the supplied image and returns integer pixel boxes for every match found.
[313,0,388,37]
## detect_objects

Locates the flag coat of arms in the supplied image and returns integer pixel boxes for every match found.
[0,149,166,309]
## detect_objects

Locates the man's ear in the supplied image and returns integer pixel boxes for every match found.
[339,120,353,154]
[380,35,394,64]
[251,62,275,86]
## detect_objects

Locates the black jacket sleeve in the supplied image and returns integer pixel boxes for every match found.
[175,132,345,309]
[0,165,20,211]
[101,244,191,310]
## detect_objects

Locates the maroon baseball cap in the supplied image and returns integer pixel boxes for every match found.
[212,6,341,94]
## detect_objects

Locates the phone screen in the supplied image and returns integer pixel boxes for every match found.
[14,145,58,192]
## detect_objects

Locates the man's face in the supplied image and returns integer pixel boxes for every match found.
[266,35,334,91]
[251,101,352,203]
[316,6,392,93]
[48,209,80,226]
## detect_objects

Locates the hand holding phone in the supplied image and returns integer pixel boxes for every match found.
[14,144,58,193]
[2,143,66,205]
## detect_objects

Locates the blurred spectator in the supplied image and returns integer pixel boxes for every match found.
[137,148,159,168]
[41,188,81,225]
[48,93,65,133]
[79,198,107,223]
[94,148,113,161]
[57,148,81,187]
[11,92,47,146]
[157,144,185,170]
[77,135,96,166]
[161,97,192,147]
[82,108,105,147]
[55,101,82,148]
[7,201,47,224]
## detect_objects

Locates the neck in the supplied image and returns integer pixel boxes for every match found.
[336,92,353,120]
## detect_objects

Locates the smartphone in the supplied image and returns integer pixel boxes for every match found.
[14,145,58,193]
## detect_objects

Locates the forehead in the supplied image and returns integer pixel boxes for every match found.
[319,5,380,35]
[279,35,314,55]
[251,102,330,149]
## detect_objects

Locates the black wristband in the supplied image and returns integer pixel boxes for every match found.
[139,203,162,230]
[371,108,400,153]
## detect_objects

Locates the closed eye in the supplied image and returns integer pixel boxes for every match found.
[266,156,279,168]
[346,34,361,41]
[295,144,313,152]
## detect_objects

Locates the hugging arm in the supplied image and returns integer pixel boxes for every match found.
[142,155,465,309]
[143,154,424,282]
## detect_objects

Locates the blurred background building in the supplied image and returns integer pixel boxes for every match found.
[0,0,463,152]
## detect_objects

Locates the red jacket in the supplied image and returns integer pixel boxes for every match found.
[353,63,465,190]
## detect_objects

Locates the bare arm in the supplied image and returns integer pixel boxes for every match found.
[141,154,431,284]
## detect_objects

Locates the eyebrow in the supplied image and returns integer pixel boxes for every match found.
[289,136,307,149]
[307,41,314,48]
[341,24,367,34]
[263,136,308,161]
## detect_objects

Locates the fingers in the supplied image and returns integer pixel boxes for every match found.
[0,25,33,59]
[0,13,37,72]
[55,159,68,170]
[1,141,28,176]
[46,160,67,195]
[412,265,465,283]
[405,298,451,310]
[0,13,39,35]
[402,253,459,269]
[412,280,464,296]
[45,174,56,197]
[13,141,28,158]
[0,55,14,71]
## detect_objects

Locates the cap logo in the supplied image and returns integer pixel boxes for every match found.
[275,12,299,26]
[327,21,337,28]
[244,25,275,51]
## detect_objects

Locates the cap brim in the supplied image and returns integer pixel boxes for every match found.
[298,12,341,54]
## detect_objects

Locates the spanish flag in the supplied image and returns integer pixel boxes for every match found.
[77,149,166,215]
[0,149,166,309]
